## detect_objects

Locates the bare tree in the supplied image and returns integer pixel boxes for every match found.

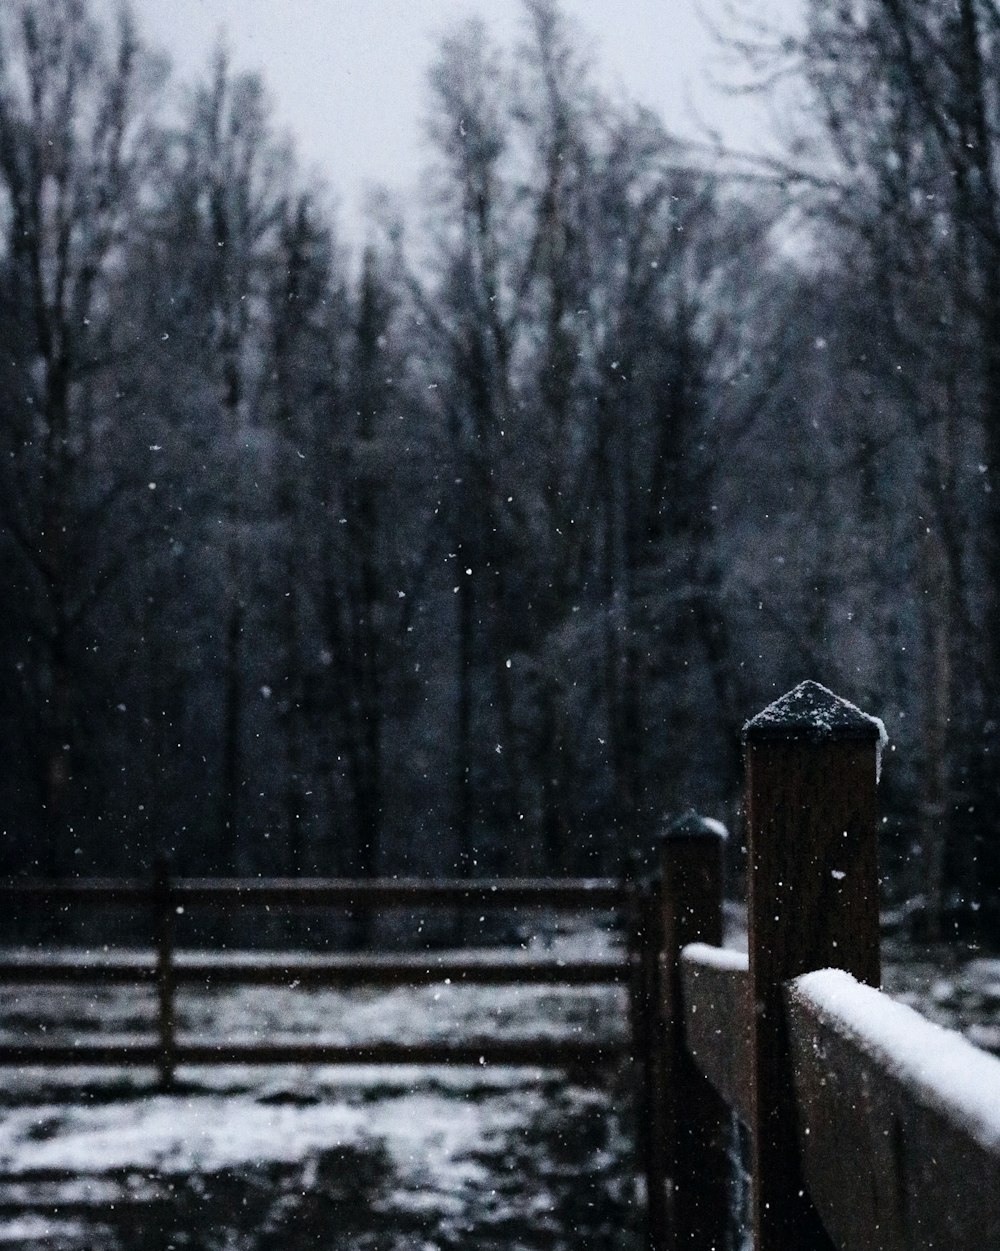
[0,0,166,870]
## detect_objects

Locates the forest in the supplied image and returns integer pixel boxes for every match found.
[0,0,998,937]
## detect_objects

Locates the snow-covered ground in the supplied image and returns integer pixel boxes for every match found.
[0,918,995,1250]
[882,944,1000,1056]
[0,918,638,1250]
[0,1065,638,1250]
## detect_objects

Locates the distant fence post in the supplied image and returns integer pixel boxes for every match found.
[154,855,177,1090]
[636,877,666,1251]
[742,681,884,1251]
[624,857,657,1235]
[654,813,730,1251]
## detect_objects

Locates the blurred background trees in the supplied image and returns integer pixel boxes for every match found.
[0,0,997,935]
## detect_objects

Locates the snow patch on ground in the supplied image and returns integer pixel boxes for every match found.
[0,1088,527,1192]
[0,925,638,1249]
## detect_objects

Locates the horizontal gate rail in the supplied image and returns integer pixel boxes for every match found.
[0,872,629,1083]
[0,953,626,987]
[0,1037,627,1068]
[0,877,625,909]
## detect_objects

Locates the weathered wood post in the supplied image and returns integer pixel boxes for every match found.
[624,857,658,1237]
[743,681,885,1251]
[655,812,731,1251]
[154,855,177,1090]
[637,876,667,1251]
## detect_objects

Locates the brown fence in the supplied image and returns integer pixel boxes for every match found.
[0,875,630,1086]
[634,681,1000,1251]
[5,681,1000,1250]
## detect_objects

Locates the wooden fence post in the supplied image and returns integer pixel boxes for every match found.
[655,813,731,1251]
[154,855,177,1090]
[637,878,667,1251]
[624,860,657,1239]
[743,681,884,1251]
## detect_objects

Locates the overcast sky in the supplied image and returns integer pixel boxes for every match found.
[117,0,802,244]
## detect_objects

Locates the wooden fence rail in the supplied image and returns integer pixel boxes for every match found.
[5,681,999,1251]
[638,681,1000,1251]
[0,951,625,987]
[0,877,626,908]
[0,876,630,1087]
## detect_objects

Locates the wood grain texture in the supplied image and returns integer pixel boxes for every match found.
[745,741,880,991]
[657,829,731,1251]
[679,948,750,1125]
[744,713,881,1251]
[787,976,1000,1251]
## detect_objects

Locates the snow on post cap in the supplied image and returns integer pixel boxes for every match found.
[662,810,729,842]
[742,681,888,747]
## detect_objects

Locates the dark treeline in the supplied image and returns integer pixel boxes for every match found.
[1,0,998,931]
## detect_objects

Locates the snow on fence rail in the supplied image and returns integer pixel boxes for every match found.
[0,875,630,1085]
[635,681,1000,1251]
[4,682,998,1251]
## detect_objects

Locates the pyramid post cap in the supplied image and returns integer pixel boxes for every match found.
[742,681,888,747]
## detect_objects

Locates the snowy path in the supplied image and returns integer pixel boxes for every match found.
[0,929,638,1250]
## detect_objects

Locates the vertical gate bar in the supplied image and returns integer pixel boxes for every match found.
[154,855,176,1090]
